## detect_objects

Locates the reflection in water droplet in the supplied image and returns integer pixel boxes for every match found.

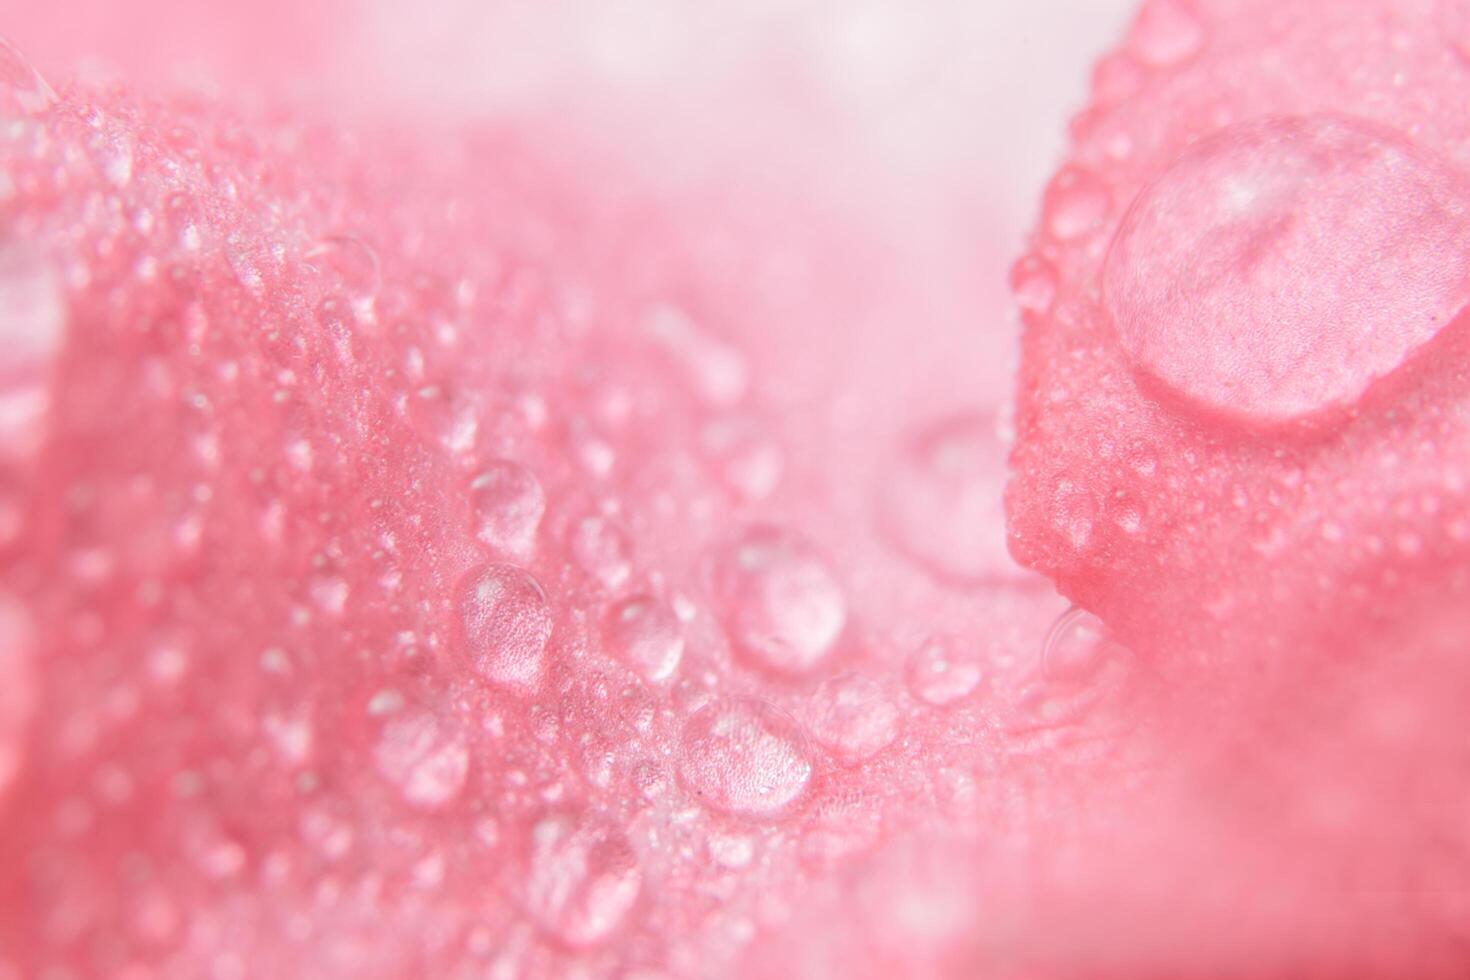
[524,813,643,947]
[679,698,812,817]
[458,564,553,693]
[470,461,545,558]
[881,412,1020,585]
[1043,167,1110,241]
[1127,0,1205,67]
[0,247,64,462]
[570,514,633,590]
[906,635,983,707]
[717,527,846,676]
[1040,606,1109,682]
[1105,114,1470,423]
[373,710,470,809]
[806,674,899,763]
[0,36,56,115]
[605,595,684,683]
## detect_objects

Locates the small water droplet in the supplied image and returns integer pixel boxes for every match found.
[1127,0,1205,67]
[880,412,1020,585]
[701,417,784,500]
[469,461,545,558]
[0,247,64,462]
[305,236,381,317]
[524,813,642,947]
[906,635,983,707]
[373,710,470,809]
[0,36,56,116]
[310,576,348,616]
[570,514,633,590]
[1106,114,1470,423]
[605,595,684,683]
[1009,254,1057,315]
[679,698,812,817]
[643,303,749,408]
[716,527,847,676]
[1043,167,1110,241]
[458,564,553,693]
[1040,606,1110,682]
[806,674,899,764]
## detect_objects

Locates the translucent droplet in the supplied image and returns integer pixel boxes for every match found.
[0,36,56,116]
[458,564,553,693]
[524,813,643,947]
[0,594,37,801]
[1104,115,1470,423]
[707,833,755,868]
[679,698,812,817]
[716,527,847,676]
[605,595,684,683]
[0,247,64,462]
[570,514,633,591]
[373,710,470,809]
[880,412,1019,585]
[1009,254,1058,315]
[1043,167,1110,242]
[1127,0,1205,67]
[1015,606,1131,730]
[806,674,899,764]
[305,236,380,316]
[701,417,784,501]
[469,461,545,558]
[1040,606,1110,682]
[643,303,749,408]
[906,635,983,707]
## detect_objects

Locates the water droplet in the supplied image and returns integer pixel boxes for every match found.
[1009,254,1058,315]
[1043,167,1110,241]
[570,514,632,590]
[1040,606,1110,682]
[310,576,348,616]
[806,674,899,764]
[1127,0,1205,67]
[0,595,37,801]
[701,417,784,500]
[458,564,553,693]
[605,595,684,683]
[524,813,642,947]
[880,412,1019,585]
[1105,115,1470,423]
[679,698,812,817]
[305,236,381,317]
[707,833,755,869]
[643,303,749,408]
[469,461,545,558]
[906,635,983,707]
[0,36,56,116]
[716,527,847,675]
[373,710,470,809]
[0,247,64,462]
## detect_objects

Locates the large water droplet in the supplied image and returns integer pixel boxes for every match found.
[1105,115,1470,424]
[373,710,470,809]
[1126,0,1205,67]
[305,236,381,318]
[880,412,1019,585]
[605,595,684,683]
[0,36,56,116]
[806,674,899,764]
[458,564,553,693]
[0,594,37,802]
[1043,167,1110,241]
[0,247,64,462]
[716,527,847,676]
[469,461,545,558]
[906,635,983,707]
[679,698,812,817]
[1015,606,1131,730]
[1009,254,1058,315]
[524,813,643,947]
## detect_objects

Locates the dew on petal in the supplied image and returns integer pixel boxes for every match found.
[716,527,847,676]
[524,813,643,948]
[458,564,553,693]
[373,710,470,810]
[679,698,812,818]
[605,595,684,683]
[469,461,545,558]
